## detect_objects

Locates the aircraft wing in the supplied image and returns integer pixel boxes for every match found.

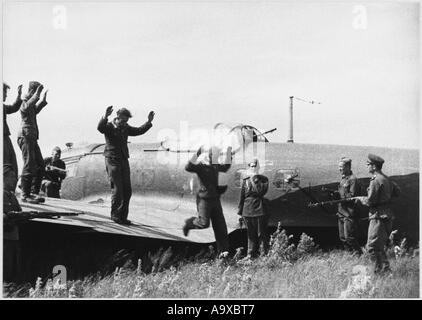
[18,197,231,244]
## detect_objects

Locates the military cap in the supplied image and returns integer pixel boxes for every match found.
[3,82,10,90]
[28,81,42,92]
[339,157,352,165]
[367,153,384,165]
[52,146,61,153]
[116,108,132,118]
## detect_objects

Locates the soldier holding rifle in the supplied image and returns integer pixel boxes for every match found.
[355,154,401,274]
[334,157,361,254]
[313,158,361,253]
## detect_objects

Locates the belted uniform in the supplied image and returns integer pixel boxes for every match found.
[337,172,361,253]
[238,174,270,258]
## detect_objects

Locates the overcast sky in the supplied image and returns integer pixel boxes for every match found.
[2,1,420,156]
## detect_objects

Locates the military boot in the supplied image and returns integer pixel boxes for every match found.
[183,217,196,236]
[21,194,40,204]
[31,194,45,203]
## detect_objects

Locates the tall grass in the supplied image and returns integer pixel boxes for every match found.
[4,224,419,299]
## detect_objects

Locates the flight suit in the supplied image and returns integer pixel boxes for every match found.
[184,161,231,254]
[3,95,22,192]
[41,157,67,198]
[238,174,270,258]
[337,172,361,253]
[17,92,47,197]
[363,173,400,273]
[97,116,152,221]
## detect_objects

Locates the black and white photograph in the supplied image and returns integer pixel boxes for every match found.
[1,0,420,302]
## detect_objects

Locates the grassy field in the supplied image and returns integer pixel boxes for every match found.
[4,226,419,299]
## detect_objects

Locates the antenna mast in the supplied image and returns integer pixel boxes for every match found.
[287,96,322,143]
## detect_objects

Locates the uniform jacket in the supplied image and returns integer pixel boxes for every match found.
[337,172,360,218]
[43,157,66,186]
[364,172,401,219]
[97,116,152,159]
[3,95,22,137]
[185,161,231,199]
[237,174,269,217]
[17,93,47,140]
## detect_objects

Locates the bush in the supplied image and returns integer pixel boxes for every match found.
[263,223,318,268]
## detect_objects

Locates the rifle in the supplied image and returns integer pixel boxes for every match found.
[321,186,338,194]
[321,186,340,198]
[308,197,358,208]
[4,210,79,224]
[46,165,67,173]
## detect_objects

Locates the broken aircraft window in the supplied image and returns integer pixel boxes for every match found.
[273,169,300,190]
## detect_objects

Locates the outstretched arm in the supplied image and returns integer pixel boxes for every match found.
[128,111,154,136]
[185,146,202,173]
[35,89,48,114]
[97,106,113,134]
[4,85,23,114]
[21,85,42,112]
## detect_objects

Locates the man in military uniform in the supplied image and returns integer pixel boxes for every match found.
[3,83,22,192]
[41,147,67,198]
[237,159,270,259]
[335,157,362,254]
[97,106,154,225]
[17,81,48,204]
[183,145,232,257]
[357,154,401,273]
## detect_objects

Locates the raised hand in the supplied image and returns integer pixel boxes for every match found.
[147,111,155,122]
[36,85,44,96]
[196,145,204,157]
[42,90,48,102]
[105,106,113,118]
[17,85,23,96]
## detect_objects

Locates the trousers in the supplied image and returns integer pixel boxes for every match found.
[17,137,44,196]
[338,216,362,253]
[366,218,393,272]
[244,215,269,258]
[3,136,18,192]
[41,180,61,198]
[185,197,230,254]
[105,157,132,220]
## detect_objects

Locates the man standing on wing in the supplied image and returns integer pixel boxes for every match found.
[97,106,154,225]
[17,81,48,204]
